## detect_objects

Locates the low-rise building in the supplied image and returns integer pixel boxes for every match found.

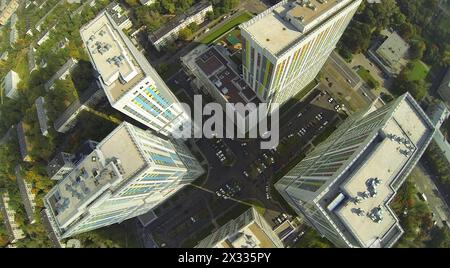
[368,31,410,77]
[1,70,20,99]
[0,0,7,10]
[17,120,33,162]
[0,51,8,61]
[70,0,96,19]
[182,45,261,135]
[9,12,17,28]
[196,207,284,248]
[44,58,78,91]
[28,45,37,72]
[9,26,18,47]
[15,165,36,224]
[105,1,132,30]
[35,0,65,32]
[35,96,50,136]
[149,1,212,51]
[139,0,156,6]
[0,192,25,243]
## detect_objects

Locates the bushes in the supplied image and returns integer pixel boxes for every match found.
[424,142,450,195]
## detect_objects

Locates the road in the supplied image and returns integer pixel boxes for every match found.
[412,162,450,228]
[328,51,361,88]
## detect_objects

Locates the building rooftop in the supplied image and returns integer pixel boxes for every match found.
[80,14,139,87]
[194,46,259,107]
[240,0,356,57]
[45,124,146,228]
[105,1,130,28]
[325,95,434,247]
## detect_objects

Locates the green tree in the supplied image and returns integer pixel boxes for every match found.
[409,39,426,60]
[397,22,415,41]
[162,0,176,14]
[178,27,193,41]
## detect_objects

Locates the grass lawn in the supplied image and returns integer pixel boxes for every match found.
[406,60,429,81]
[200,12,253,44]
[357,66,380,89]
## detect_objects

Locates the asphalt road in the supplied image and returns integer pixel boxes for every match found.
[326,52,378,103]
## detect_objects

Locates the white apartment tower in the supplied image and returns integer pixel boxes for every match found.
[80,11,190,137]
[240,0,362,109]
[43,122,203,239]
[275,93,437,247]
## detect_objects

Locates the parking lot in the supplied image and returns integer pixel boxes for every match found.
[139,71,344,248]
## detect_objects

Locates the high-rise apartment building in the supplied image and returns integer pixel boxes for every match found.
[240,0,362,109]
[196,207,283,248]
[80,11,190,137]
[43,122,203,239]
[275,93,437,247]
